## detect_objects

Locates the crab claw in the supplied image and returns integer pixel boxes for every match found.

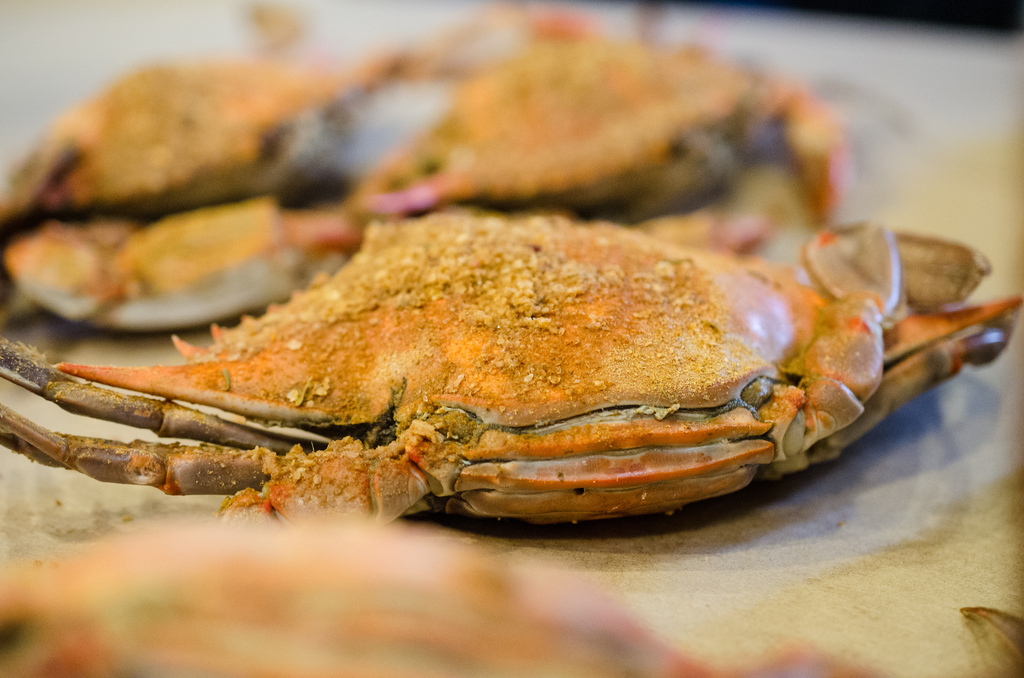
[894,231,992,311]
[801,223,902,319]
[802,223,1000,325]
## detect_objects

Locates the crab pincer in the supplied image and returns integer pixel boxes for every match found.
[0,214,1016,523]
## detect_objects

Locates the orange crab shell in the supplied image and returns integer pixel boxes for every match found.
[62,213,822,430]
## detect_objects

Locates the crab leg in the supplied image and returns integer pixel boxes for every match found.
[0,337,304,454]
[0,424,67,468]
[0,395,417,518]
[809,295,1020,459]
[882,297,1020,365]
[0,402,269,494]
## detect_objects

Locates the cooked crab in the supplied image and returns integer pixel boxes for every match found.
[0,520,881,678]
[0,214,1016,523]
[0,59,358,231]
[352,37,849,224]
[2,197,361,330]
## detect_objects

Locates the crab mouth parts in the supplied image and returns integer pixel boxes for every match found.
[447,439,774,523]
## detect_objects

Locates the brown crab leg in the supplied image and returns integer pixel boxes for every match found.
[0,402,269,494]
[0,337,305,454]
[0,425,68,468]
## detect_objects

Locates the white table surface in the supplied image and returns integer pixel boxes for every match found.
[0,2,1022,675]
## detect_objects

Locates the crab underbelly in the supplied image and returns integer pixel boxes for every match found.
[437,406,776,523]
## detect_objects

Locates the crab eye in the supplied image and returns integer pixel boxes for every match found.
[740,376,774,410]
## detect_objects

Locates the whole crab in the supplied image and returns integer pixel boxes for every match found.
[353,36,849,223]
[0,213,1016,523]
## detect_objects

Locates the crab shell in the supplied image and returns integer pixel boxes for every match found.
[353,38,849,223]
[0,213,1016,524]
[0,59,352,229]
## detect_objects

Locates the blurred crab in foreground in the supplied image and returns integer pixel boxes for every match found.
[0,521,881,677]
[0,213,1015,523]
[354,36,849,224]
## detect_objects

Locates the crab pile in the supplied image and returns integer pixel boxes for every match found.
[0,9,1019,673]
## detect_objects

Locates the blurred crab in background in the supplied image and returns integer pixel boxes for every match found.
[0,520,888,677]
[0,58,367,330]
[1,198,361,330]
[0,213,1015,523]
[353,34,849,225]
[0,6,848,331]
[0,6,559,330]
[0,60,354,225]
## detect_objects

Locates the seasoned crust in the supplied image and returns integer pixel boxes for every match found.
[207,212,784,426]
